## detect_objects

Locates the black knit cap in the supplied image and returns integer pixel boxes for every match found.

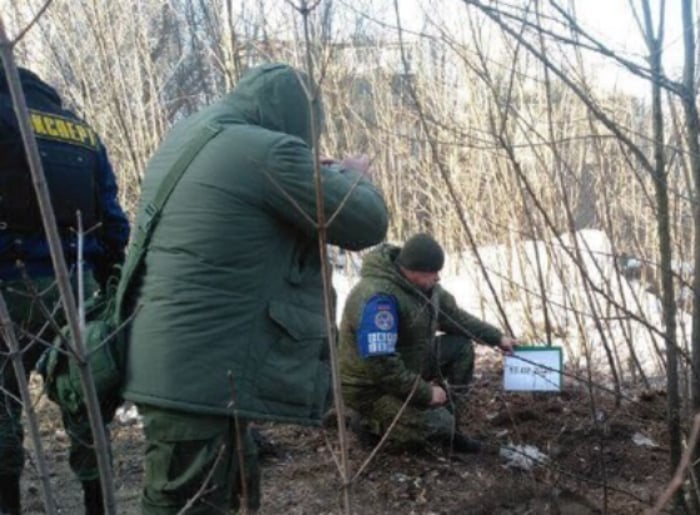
[396,233,445,272]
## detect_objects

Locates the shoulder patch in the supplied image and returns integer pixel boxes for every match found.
[357,294,398,358]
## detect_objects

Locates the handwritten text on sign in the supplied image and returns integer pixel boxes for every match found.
[503,347,563,392]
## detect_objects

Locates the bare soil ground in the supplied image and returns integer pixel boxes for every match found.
[21,349,672,514]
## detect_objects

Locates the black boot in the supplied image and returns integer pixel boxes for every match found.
[450,432,482,454]
[0,474,20,515]
[82,479,104,515]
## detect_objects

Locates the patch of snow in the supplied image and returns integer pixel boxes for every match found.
[115,404,142,426]
[499,444,549,471]
[631,432,658,448]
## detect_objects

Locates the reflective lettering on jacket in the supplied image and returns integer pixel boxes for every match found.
[357,293,399,358]
[29,110,98,149]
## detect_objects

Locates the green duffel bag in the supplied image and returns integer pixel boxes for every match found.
[38,290,124,414]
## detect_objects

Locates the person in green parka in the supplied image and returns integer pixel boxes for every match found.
[122,63,388,513]
[339,233,518,453]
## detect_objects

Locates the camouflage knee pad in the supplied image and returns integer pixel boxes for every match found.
[364,395,456,449]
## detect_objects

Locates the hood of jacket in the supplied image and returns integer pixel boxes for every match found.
[221,63,322,147]
[0,65,63,107]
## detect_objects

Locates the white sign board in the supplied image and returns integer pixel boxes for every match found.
[503,347,563,392]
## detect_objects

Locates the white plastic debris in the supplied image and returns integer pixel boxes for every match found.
[390,473,410,483]
[115,404,142,425]
[499,444,549,471]
[632,432,658,448]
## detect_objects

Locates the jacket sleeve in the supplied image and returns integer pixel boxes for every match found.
[93,143,130,285]
[350,293,433,407]
[437,287,503,346]
[263,137,388,250]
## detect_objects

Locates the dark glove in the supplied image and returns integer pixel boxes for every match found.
[93,246,125,292]
[92,261,121,293]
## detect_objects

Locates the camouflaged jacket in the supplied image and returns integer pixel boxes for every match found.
[339,244,502,408]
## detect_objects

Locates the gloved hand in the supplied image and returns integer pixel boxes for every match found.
[92,261,120,293]
[93,245,125,292]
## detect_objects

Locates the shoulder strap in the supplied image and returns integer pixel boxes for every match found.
[115,122,223,320]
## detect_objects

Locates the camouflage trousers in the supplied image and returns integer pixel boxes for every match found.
[0,275,114,481]
[138,404,261,514]
[346,334,475,448]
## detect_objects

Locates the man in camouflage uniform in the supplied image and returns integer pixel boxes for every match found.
[339,233,517,451]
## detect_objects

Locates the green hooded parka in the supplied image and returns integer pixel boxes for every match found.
[123,64,388,425]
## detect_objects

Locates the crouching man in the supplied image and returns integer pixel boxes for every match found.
[339,233,518,452]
